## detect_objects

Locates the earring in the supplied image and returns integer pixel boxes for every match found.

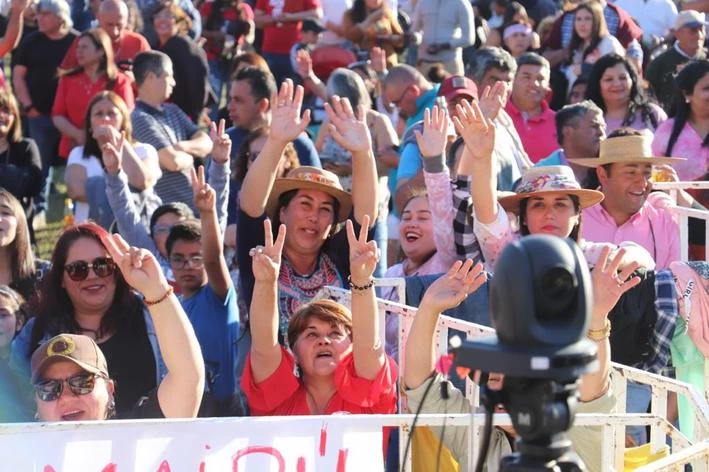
[293,364,302,378]
[33,412,39,421]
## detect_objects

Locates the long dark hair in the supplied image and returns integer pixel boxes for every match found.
[63,28,117,89]
[665,60,709,155]
[0,189,36,297]
[83,91,133,161]
[29,223,143,354]
[568,2,607,63]
[0,89,22,143]
[585,54,658,130]
[518,194,583,242]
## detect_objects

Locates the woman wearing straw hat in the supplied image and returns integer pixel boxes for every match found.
[568,131,686,270]
[237,79,379,334]
[451,100,656,271]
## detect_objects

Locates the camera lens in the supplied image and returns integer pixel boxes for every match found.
[537,268,576,320]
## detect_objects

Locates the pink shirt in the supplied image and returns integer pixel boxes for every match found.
[581,193,679,269]
[505,100,557,164]
[651,119,709,181]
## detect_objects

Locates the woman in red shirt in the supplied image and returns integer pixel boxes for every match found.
[242,216,397,416]
[51,28,134,159]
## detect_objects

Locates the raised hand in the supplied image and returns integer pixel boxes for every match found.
[250,219,286,283]
[101,233,169,300]
[478,81,507,121]
[346,215,378,285]
[591,247,641,319]
[325,96,372,155]
[92,124,120,145]
[191,165,216,214]
[295,48,314,79]
[209,119,231,164]
[100,130,125,174]
[370,47,387,74]
[414,106,449,158]
[452,99,496,162]
[270,79,311,144]
[420,260,486,314]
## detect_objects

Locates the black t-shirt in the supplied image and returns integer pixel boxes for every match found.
[119,388,165,419]
[11,30,78,114]
[98,314,157,416]
[0,138,43,208]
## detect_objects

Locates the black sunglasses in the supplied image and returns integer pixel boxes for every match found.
[34,372,104,402]
[64,257,117,282]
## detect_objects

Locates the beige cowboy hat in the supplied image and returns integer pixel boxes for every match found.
[567,135,686,168]
[265,166,353,222]
[499,165,604,213]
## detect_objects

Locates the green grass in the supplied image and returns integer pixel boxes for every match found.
[34,166,68,260]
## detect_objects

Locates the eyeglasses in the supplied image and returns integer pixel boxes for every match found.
[152,223,174,235]
[169,255,204,269]
[34,372,104,402]
[64,257,117,282]
[390,84,413,108]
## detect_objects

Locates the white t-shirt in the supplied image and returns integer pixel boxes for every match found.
[67,142,161,223]
[318,0,353,46]
[613,0,677,39]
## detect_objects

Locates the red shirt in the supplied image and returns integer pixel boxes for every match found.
[242,346,398,416]
[504,99,557,164]
[255,0,319,54]
[60,31,151,70]
[199,1,254,61]
[51,71,135,158]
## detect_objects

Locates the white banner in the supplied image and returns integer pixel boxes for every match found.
[0,415,384,472]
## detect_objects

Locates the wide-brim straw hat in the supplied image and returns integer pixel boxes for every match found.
[499,165,604,213]
[568,135,686,167]
[265,166,353,222]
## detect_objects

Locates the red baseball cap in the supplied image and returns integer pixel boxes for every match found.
[438,76,478,102]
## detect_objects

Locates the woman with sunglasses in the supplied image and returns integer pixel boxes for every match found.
[11,223,171,415]
[30,231,204,421]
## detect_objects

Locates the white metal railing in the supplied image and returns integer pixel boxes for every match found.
[318,285,709,472]
[652,181,709,261]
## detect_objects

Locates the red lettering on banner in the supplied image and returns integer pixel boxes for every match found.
[296,456,306,472]
[232,446,286,472]
[102,465,117,472]
[336,449,348,472]
[199,462,205,472]
[319,424,328,456]
[43,467,56,472]
[156,460,171,472]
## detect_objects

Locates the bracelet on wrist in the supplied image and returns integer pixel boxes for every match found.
[348,275,374,291]
[587,318,611,342]
[144,285,174,306]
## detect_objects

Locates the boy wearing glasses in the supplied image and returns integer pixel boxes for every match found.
[166,166,239,416]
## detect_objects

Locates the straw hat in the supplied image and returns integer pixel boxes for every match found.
[499,165,604,213]
[265,166,353,222]
[567,135,686,168]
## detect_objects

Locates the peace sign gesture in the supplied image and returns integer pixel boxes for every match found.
[100,233,169,300]
[346,215,379,285]
[591,247,641,321]
[420,260,486,314]
[100,130,125,174]
[191,165,216,214]
[270,79,311,144]
[250,219,286,283]
[209,119,231,164]
[452,99,496,162]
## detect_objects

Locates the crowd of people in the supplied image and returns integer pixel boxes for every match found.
[0,0,707,469]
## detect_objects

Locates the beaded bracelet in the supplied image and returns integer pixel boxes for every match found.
[587,318,611,342]
[145,286,174,306]
[348,276,374,291]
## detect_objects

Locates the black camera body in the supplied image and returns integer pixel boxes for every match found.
[452,235,599,471]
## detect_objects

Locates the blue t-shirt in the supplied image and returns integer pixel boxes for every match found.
[180,283,239,401]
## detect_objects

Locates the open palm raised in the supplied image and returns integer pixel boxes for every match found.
[325,96,372,155]
[270,79,311,144]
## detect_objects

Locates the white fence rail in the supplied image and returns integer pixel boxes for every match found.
[318,284,709,472]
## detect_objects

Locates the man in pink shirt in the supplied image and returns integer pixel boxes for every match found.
[504,52,557,163]
[569,130,685,269]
